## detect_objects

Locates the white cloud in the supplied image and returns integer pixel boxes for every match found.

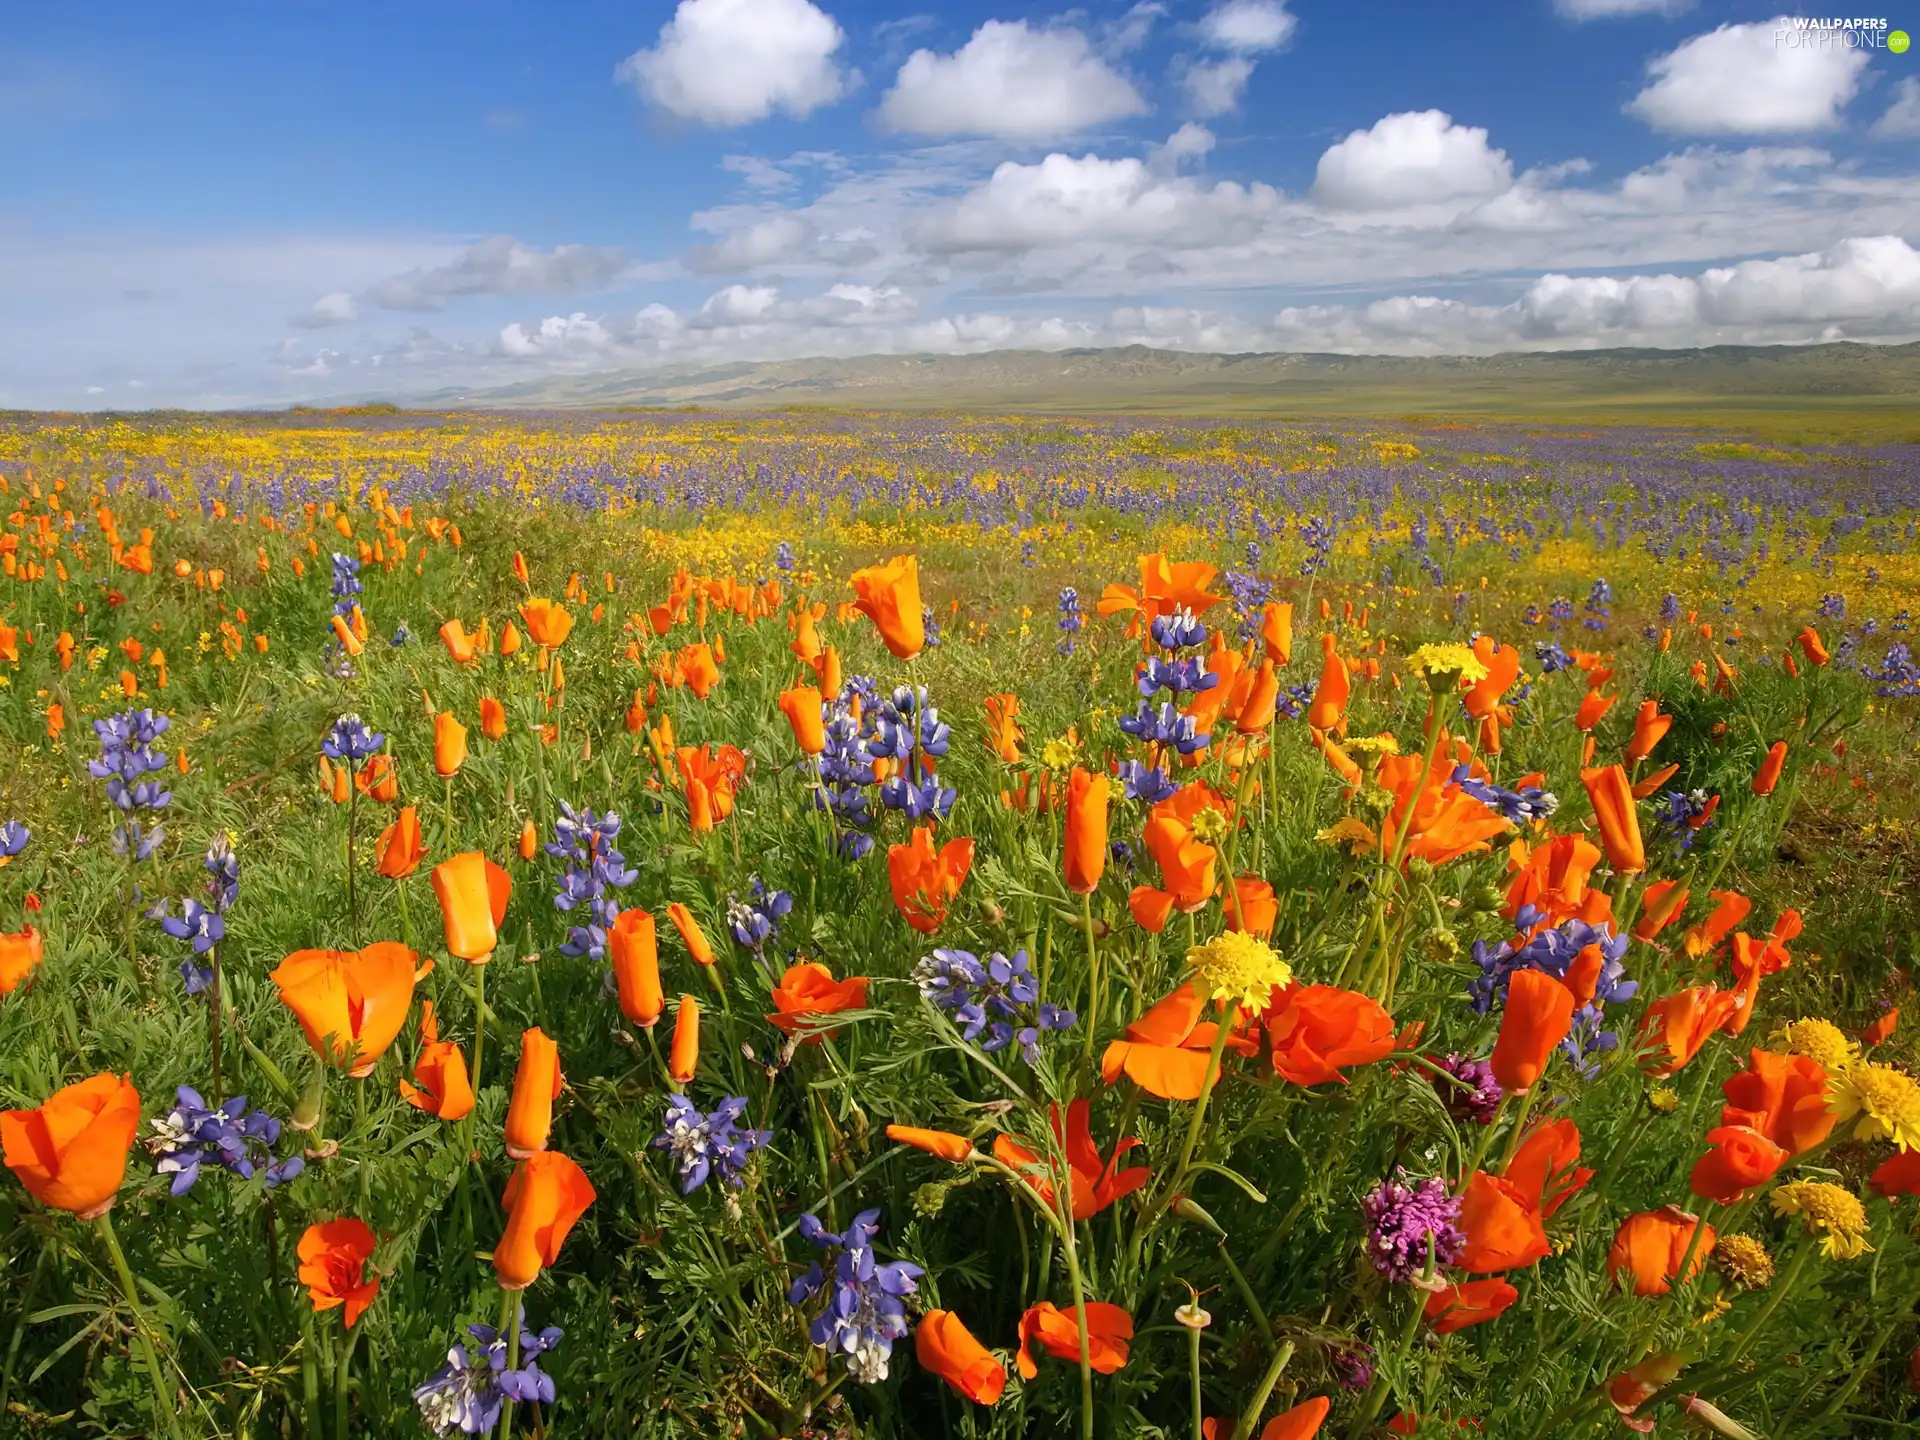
[687,215,816,272]
[1155,122,1216,172]
[876,21,1147,141]
[1875,77,1920,139]
[298,237,629,320]
[1311,110,1514,210]
[498,313,615,357]
[1182,58,1254,116]
[616,0,850,127]
[1198,0,1297,52]
[297,291,360,327]
[1627,18,1868,134]
[1555,0,1692,19]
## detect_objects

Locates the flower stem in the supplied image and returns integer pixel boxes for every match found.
[208,944,226,1102]
[95,1211,177,1440]
[1348,1244,1434,1438]
[334,1316,361,1440]
[1172,999,1239,1188]
[1724,1238,1814,1365]
[463,959,488,1165]
[497,1287,521,1440]
[1081,889,1100,1065]
[1188,1320,1205,1440]
[1236,1337,1297,1439]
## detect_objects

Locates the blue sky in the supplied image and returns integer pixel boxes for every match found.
[3,0,1917,406]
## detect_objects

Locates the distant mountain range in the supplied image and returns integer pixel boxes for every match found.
[412,341,1920,416]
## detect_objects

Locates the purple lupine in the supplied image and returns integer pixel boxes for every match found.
[652,1095,770,1193]
[788,1209,923,1383]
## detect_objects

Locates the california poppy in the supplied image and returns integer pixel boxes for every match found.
[1580,765,1644,873]
[915,1310,1007,1405]
[1720,1048,1833,1155]
[297,1218,381,1327]
[1607,1207,1714,1297]
[669,995,699,1083]
[887,826,974,933]
[610,909,664,1028]
[431,851,511,961]
[666,902,715,966]
[1869,1149,1920,1199]
[504,1028,563,1159]
[1689,1124,1788,1205]
[356,753,399,803]
[1131,783,1228,923]
[1463,636,1520,719]
[1504,833,1605,932]
[1102,983,1258,1100]
[1862,1008,1899,1047]
[375,806,426,878]
[1095,553,1219,623]
[777,685,826,755]
[1064,767,1109,896]
[1377,752,1513,867]
[1260,601,1292,665]
[849,554,925,659]
[1682,890,1751,959]
[1573,690,1616,732]
[1015,1300,1133,1378]
[520,598,573,649]
[1263,983,1397,1086]
[0,1072,141,1217]
[991,1099,1150,1220]
[677,744,744,833]
[1235,658,1281,733]
[1424,1279,1519,1334]
[479,696,507,742]
[1227,875,1277,939]
[399,1001,474,1120]
[1260,1396,1332,1440]
[439,618,478,665]
[494,1150,597,1290]
[1455,1171,1551,1272]
[1638,987,1739,1077]
[1305,638,1350,733]
[767,962,869,1041]
[1626,700,1671,762]
[887,1126,975,1164]
[1632,878,1689,942]
[1489,969,1575,1095]
[0,926,44,995]
[1504,1119,1592,1218]
[1796,626,1829,666]
[270,942,419,1076]
[1751,741,1787,797]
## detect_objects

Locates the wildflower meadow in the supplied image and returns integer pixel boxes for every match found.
[2,407,1919,1439]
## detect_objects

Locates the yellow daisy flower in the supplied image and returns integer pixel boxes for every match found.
[1187,932,1292,1014]
[1771,1180,1872,1260]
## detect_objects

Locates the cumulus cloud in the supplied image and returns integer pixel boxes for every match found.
[876,21,1146,141]
[296,291,360,327]
[1311,110,1514,210]
[686,215,815,272]
[1182,58,1255,116]
[1555,0,1692,18]
[616,0,850,127]
[1197,0,1297,52]
[1875,77,1920,139]
[1626,18,1868,134]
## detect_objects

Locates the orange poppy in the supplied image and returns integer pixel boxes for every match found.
[479,696,507,742]
[1260,601,1292,665]
[1869,1150,1920,1199]
[1095,553,1220,623]
[1425,1279,1519,1335]
[0,926,44,995]
[1573,690,1616,733]
[375,806,427,878]
[1227,875,1277,939]
[1580,765,1644,873]
[669,995,699,1083]
[1796,626,1829,666]
[1263,983,1397,1086]
[0,1072,141,1217]
[1682,890,1750,958]
[518,820,537,861]
[504,1028,563,1159]
[887,1126,976,1164]
[1102,983,1258,1100]
[677,744,743,832]
[1132,783,1227,923]
[1455,1171,1551,1272]
[270,942,419,1076]
[982,693,1024,763]
[1305,637,1350,733]
[1720,1048,1833,1155]
[297,1218,381,1327]
[915,1310,1007,1406]
[439,618,478,665]
[399,1001,474,1120]
[1632,879,1689,942]
[519,598,573,649]
[610,909,664,1028]
[1751,741,1787,797]
[1503,1119,1592,1218]
[1638,987,1739,1077]
[1862,1008,1899,1047]
[1235,658,1281,733]
[1015,1301,1133,1379]
[990,1099,1150,1221]
[1630,762,1678,799]
[494,1150,596,1291]
[777,685,825,755]
[1607,1207,1714,1297]
[767,962,869,1041]
[1504,833,1606,932]
[1064,767,1109,896]
[1260,1396,1332,1440]
[1377,752,1512,867]
[849,554,925,659]
[430,851,512,961]
[1489,969,1575,1095]
[887,825,974,933]
[352,753,398,803]
[1463,636,1520,719]
[1689,1125,1787,1205]
[1626,700,1671,762]
[665,902,715,966]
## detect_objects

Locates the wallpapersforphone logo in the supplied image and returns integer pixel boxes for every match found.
[1773,16,1909,49]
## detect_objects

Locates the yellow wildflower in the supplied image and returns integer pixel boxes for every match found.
[1344,733,1401,757]
[1315,818,1377,857]
[1771,1180,1872,1260]
[1648,1087,1680,1114]
[1715,1234,1773,1290]
[1191,807,1230,846]
[1774,1017,1858,1073]
[1187,932,1292,1014]
[1040,735,1079,771]
[1406,643,1489,687]
[1826,1061,1920,1151]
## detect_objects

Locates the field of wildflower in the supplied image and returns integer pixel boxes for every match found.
[0,407,1918,1440]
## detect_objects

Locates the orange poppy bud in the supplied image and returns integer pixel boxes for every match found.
[1580,764,1644,874]
[1259,601,1292,666]
[777,684,826,755]
[1490,968,1575,1095]
[768,962,869,1042]
[45,702,65,740]
[1607,1207,1714,1297]
[668,995,700,1084]
[1626,700,1671,762]
[494,1150,596,1291]
[479,696,507,742]
[666,902,715,966]
[504,1028,563,1159]
[1234,658,1280,733]
[1632,879,1689,941]
[888,825,975,933]
[887,1125,976,1164]
[376,805,427,878]
[0,1072,141,1217]
[271,942,420,1076]
[296,1218,381,1328]
[1063,767,1109,896]
[400,1003,474,1120]
[849,554,925,659]
[518,820,537,861]
[512,551,531,585]
[0,926,44,995]
[1305,639,1349,732]
[432,711,467,777]
[1796,626,1829,666]
[499,620,522,656]
[1752,740,1787,797]
[915,1309,1007,1406]
[431,851,511,961]
[609,909,664,1028]
[1228,874,1277,939]
[1689,1124,1788,1205]
[1573,689,1615,732]
[330,613,364,656]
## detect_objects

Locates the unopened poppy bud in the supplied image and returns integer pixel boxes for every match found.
[1170,1196,1225,1237]
[291,1063,327,1132]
